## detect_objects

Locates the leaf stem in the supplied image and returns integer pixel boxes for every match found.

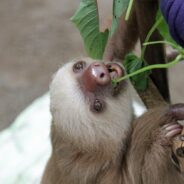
[143,40,177,49]
[141,16,163,60]
[144,41,184,57]
[113,55,183,83]
[125,0,134,21]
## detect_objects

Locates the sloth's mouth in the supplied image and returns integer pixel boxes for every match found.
[106,63,124,80]
[105,62,125,96]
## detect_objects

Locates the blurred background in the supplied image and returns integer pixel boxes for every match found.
[1,0,184,132]
[0,0,85,131]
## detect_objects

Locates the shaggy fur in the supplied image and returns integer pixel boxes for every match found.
[41,58,133,184]
[41,58,184,184]
[124,107,184,184]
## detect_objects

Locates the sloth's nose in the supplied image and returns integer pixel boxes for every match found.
[81,62,111,92]
[91,62,111,85]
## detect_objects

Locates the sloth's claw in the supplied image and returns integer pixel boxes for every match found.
[162,123,183,139]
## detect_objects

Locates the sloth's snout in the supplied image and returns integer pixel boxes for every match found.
[81,62,111,92]
[80,62,124,93]
[90,62,111,85]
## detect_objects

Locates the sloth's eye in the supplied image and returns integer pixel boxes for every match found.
[73,61,86,72]
[93,99,103,112]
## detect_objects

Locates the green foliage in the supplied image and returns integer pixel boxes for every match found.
[71,0,109,59]
[111,0,129,35]
[124,53,149,91]
[156,10,176,45]
[71,0,130,59]
[72,1,184,91]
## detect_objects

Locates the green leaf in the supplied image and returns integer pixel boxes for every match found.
[156,10,177,45]
[124,53,150,91]
[71,0,109,59]
[111,0,129,35]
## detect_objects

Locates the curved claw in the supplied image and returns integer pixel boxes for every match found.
[162,123,183,139]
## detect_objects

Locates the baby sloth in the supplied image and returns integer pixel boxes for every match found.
[41,57,133,184]
[41,57,184,184]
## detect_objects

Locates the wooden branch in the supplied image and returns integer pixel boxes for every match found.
[133,1,184,171]
[138,79,167,109]
[135,1,170,101]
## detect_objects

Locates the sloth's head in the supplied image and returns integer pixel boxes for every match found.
[50,57,133,152]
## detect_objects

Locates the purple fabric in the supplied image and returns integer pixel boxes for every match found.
[176,2,184,41]
[160,0,184,47]
[160,0,175,21]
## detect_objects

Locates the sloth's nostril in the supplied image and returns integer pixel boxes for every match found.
[108,68,113,73]
[100,73,105,78]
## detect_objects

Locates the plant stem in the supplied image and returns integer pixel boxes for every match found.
[143,40,177,49]
[125,0,134,21]
[141,16,163,60]
[144,41,184,56]
[113,55,183,83]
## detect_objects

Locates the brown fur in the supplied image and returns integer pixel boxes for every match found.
[41,58,133,184]
[103,5,138,61]
[125,106,184,184]
[42,104,184,184]
[41,56,184,183]
[41,122,131,184]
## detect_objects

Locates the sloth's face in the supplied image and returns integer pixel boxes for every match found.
[70,58,127,113]
[50,57,130,114]
[50,58,132,149]
[50,58,132,142]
